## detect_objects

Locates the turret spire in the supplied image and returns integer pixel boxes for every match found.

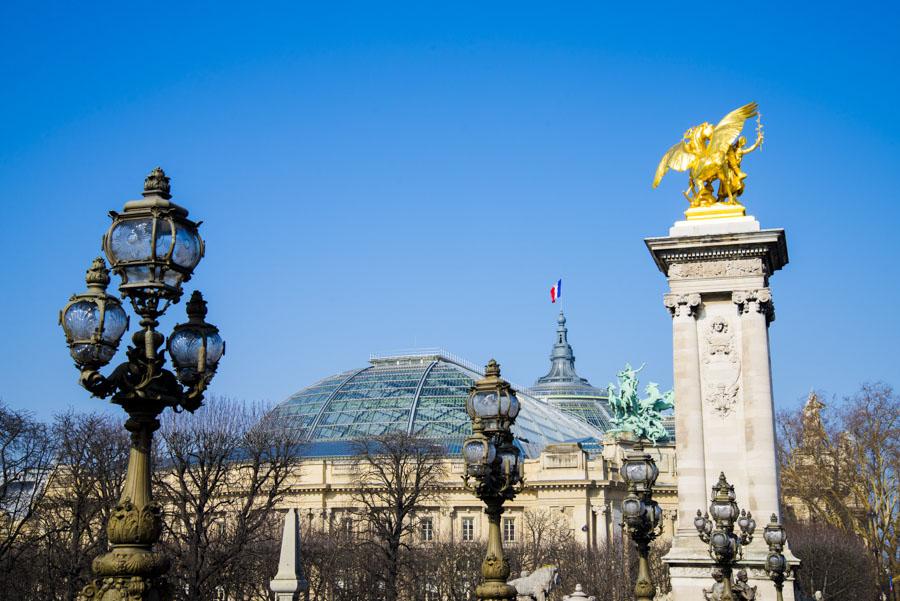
[534,311,589,386]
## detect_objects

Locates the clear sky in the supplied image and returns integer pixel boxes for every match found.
[1,1,898,420]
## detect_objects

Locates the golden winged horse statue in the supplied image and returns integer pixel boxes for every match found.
[653,102,764,218]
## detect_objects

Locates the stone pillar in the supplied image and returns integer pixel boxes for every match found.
[733,289,781,517]
[270,508,309,601]
[646,216,797,601]
[663,292,705,541]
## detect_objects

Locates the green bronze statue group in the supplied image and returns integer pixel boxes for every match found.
[607,363,674,444]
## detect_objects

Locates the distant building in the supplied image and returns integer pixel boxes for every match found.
[269,313,678,547]
[527,311,614,432]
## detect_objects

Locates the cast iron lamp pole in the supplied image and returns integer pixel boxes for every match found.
[764,514,788,601]
[59,168,224,601]
[620,444,663,601]
[462,360,524,601]
[694,473,756,601]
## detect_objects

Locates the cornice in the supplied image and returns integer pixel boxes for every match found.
[645,228,788,277]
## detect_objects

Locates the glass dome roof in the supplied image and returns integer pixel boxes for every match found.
[270,350,605,458]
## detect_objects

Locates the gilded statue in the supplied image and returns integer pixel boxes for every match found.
[653,102,764,218]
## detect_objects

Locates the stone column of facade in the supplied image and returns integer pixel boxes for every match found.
[663,292,706,543]
[646,216,797,601]
[733,289,781,519]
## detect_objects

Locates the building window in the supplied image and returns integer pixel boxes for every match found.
[341,517,353,538]
[503,517,515,543]
[461,516,474,542]
[420,516,433,541]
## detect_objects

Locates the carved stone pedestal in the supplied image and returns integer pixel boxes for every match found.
[646,216,798,601]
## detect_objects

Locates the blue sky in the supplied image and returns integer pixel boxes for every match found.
[1,1,898,420]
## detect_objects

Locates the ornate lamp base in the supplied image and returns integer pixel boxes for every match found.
[79,575,170,601]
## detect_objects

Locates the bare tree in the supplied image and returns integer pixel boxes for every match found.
[778,384,898,599]
[351,431,448,601]
[521,508,575,571]
[154,398,302,601]
[840,383,899,599]
[37,412,129,601]
[0,400,56,598]
[787,518,879,600]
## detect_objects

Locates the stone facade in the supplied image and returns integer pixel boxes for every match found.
[646,215,798,601]
[276,439,677,550]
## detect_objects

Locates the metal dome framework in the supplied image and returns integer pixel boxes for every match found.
[270,350,605,458]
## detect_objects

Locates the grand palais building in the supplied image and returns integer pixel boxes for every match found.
[269,312,678,547]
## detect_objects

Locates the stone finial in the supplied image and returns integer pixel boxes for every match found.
[143,166,172,199]
[562,584,594,601]
[270,508,308,601]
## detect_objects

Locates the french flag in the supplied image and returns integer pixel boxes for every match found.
[550,279,562,303]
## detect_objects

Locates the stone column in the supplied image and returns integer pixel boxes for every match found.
[663,293,705,540]
[733,289,780,519]
[646,216,796,601]
[270,508,309,601]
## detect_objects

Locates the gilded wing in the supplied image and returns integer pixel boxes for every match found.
[708,102,758,156]
[653,140,695,188]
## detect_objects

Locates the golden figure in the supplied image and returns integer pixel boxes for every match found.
[653,102,764,220]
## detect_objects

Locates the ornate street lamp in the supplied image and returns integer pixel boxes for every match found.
[59,167,223,600]
[694,473,756,601]
[620,444,663,601]
[462,359,524,601]
[764,513,788,601]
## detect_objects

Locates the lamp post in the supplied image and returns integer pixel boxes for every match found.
[693,473,756,601]
[620,444,663,601]
[59,168,223,601]
[462,359,524,601]
[764,514,788,601]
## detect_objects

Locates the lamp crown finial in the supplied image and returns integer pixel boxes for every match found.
[485,359,501,377]
[85,257,110,289]
[186,290,208,320]
[143,166,172,199]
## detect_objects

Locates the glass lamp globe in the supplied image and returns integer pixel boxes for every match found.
[463,436,495,466]
[622,448,660,493]
[103,168,203,302]
[465,359,520,432]
[167,291,223,384]
[764,514,787,547]
[622,497,644,521]
[766,552,786,573]
[60,258,129,368]
[710,473,739,523]
[694,510,709,534]
[498,448,521,476]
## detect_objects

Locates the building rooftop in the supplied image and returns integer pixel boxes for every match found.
[527,311,614,431]
[270,350,606,459]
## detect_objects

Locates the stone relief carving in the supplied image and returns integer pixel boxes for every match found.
[700,313,742,419]
[668,258,763,280]
[705,319,737,364]
[705,383,740,418]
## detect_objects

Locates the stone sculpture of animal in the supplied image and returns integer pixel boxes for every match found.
[508,566,560,601]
